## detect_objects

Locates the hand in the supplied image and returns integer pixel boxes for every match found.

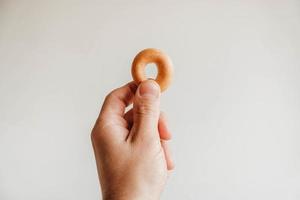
[91,80,174,200]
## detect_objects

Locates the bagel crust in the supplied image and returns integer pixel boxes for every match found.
[131,48,173,92]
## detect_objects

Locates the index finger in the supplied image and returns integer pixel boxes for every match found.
[100,81,137,119]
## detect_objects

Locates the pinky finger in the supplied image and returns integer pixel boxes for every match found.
[161,140,175,171]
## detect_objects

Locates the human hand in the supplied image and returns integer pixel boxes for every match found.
[91,80,174,200]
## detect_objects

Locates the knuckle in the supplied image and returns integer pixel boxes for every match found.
[135,100,157,116]
[91,124,103,143]
[104,90,117,102]
[90,128,100,143]
[90,119,106,143]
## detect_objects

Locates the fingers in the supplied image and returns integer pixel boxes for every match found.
[100,82,137,120]
[131,80,161,142]
[158,112,172,140]
[125,105,174,170]
[124,109,171,140]
[161,140,174,170]
[124,108,134,129]
[92,82,137,142]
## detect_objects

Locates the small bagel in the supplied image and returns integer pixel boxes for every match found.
[131,48,173,92]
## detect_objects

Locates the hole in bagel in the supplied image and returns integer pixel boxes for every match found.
[145,63,158,80]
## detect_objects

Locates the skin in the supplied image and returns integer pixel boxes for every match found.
[91,80,174,200]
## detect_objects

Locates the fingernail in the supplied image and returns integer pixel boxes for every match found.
[138,80,160,98]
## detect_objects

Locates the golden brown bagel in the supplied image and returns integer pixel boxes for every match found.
[131,48,173,92]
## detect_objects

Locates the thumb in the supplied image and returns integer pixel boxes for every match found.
[132,80,161,142]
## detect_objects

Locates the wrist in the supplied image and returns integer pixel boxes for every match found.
[103,195,155,200]
[103,190,158,200]
[101,179,161,200]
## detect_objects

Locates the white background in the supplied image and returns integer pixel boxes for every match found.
[1,1,300,199]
